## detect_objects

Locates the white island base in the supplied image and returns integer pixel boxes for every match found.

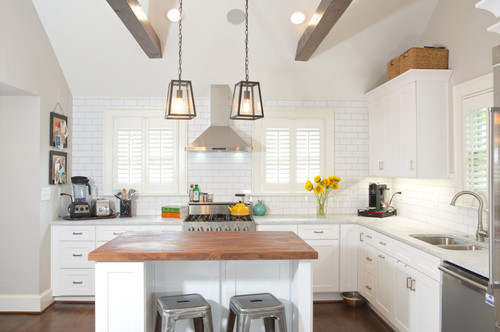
[95,259,313,332]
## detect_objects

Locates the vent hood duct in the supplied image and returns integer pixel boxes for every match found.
[187,85,251,152]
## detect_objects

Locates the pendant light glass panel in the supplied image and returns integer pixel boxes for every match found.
[166,80,196,119]
[230,80,263,120]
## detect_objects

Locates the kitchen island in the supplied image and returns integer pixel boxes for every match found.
[88,231,318,332]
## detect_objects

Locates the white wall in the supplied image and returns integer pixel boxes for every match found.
[0,0,72,311]
[71,97,370,215]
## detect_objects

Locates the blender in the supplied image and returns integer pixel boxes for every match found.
[66,176,92,218]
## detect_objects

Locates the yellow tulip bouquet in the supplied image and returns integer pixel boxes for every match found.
[305,175,341,216]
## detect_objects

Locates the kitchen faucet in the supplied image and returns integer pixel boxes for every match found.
[450,190,488,242]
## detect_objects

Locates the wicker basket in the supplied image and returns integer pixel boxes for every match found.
[387,55,401,80]
[387,47,448,80]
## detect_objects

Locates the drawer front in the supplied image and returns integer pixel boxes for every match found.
[393,240,417,265]
[96,225,139,242]
[59,226,95,241]
[362,271,375,301]
[60,242,96,268]
[256,224,298,234]
[373,233,393,254]
[415,251,441,281]
[362,246,376,275]
[59,269,95,296]
[298,224,339,240]
[361,228,376,245]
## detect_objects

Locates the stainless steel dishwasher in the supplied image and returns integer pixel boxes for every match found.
[439,262,495,332]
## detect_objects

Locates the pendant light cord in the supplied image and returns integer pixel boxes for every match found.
[178,0,183,81]
[245,0,249,82]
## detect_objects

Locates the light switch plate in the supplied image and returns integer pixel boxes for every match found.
[41,187,51,201]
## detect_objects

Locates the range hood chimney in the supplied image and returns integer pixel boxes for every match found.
[187,85,251,152]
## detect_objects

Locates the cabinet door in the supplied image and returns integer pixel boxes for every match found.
[375,251,396,320]
[340,224,358,291]
[304,239,340,293]
[358,241,376,302]
[414,269,440,332]
[369,97,386,176]
[394,261,414,332]
[399,82,417,177]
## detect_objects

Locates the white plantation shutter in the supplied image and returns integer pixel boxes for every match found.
[265,128,290,184]
[254,111,333,194]
[463,107,488,192]
[115,119,143,186]
[296,128,321,183]
[104,110,186,195]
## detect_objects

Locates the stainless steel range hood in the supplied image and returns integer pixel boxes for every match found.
[187,85,251,152]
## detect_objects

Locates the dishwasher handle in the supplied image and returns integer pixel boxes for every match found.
[439,265,488,293]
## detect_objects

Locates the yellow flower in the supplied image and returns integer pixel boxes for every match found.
[314,184,324,194]
[332,176,341,182]
[323,178,330,186]
[305,180,313,191]
[314,175,321,183]
[331,182,339,189]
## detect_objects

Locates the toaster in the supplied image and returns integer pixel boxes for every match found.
[92,199,111,217]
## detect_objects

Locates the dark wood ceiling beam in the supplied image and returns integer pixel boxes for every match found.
[295,0,352,61]
[106,0,162,58]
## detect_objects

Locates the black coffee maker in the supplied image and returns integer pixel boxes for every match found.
[358,183,397,218]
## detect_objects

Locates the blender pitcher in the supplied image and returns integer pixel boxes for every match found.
[71,176,91,203]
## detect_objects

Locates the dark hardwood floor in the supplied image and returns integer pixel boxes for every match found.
[0,301,391,332]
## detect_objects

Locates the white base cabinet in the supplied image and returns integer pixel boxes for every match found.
[358,227,441,332]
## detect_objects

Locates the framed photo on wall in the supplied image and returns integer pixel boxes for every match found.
[49,150,67,185]
[50,112,68,149]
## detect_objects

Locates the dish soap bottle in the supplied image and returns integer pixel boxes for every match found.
[193,184,200,202]
[189,184,194,202]
[253,200,267,216]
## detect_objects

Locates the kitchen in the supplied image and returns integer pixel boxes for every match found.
[1,0,500,331]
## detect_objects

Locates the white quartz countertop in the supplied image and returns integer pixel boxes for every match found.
[52,214,489,278]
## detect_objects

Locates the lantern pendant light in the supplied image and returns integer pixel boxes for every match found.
[230,0,264,120]
[166,0,196,120]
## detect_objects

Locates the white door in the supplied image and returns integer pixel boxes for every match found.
[375,251,396,319]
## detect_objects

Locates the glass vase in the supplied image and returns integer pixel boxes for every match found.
[316,196,328,217]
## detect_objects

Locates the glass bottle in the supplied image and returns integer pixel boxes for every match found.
[189,184,194,202]
[193,184,200,202]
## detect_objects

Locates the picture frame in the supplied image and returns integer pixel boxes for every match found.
[49,150,67,185]
[50,111,68,149]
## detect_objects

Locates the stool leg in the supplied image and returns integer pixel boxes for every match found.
[264,317,275,332]
[165,316,176,332]
[236,314,251,332]
[276,312,287,332]
[193,317,204,332]
[203,311,214,332]
[227,309,236,332]
[154,312,162,332]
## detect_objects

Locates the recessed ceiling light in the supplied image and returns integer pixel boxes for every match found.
[290,11,306,25]
[166,8,181,22]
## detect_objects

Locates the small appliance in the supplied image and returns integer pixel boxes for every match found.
[358,183,398,218]
[92,199,111,217]
[68,176,91,218]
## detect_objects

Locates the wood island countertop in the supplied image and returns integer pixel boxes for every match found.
[88,231,318,261]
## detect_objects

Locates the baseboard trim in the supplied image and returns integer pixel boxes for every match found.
[0,288,54,313]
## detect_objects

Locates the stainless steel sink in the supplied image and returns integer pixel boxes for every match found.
[409,234,486,251]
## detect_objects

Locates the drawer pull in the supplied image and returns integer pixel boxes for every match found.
[72,281,83,285]
[113,232,124,236]
[365,257,372,262]
[313,231,324,234]
[379,241,386,246]
[72,232,83,235]
[378,254,385,259]
[366,235,372,239]
[360,232,364,242]
[365,285,372,291]
[410,278,416,292]
[406,277,412,290]
[72,253,83,257]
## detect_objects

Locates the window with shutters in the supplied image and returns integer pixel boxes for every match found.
[104,109,187,195]
[252,110,334,194]
[463,106,488,193]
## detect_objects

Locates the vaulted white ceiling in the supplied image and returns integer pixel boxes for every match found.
[32,0,441,99]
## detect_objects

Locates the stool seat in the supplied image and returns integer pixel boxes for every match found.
[227,293,287,332]
[155,294,213,332]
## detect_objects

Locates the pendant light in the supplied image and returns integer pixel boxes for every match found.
[230,0,264,120]
[165,0,196,120]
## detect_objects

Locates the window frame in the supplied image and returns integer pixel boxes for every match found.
[251,109,334,195]
[103,109,187,196]
[452,73,492,206]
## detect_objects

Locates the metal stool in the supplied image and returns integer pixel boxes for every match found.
[227,293,287,332]
[155,293,214,332]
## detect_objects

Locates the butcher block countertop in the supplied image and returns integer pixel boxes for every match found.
[88,231,318,261]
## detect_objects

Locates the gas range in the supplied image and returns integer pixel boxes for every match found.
[182,202,256,232]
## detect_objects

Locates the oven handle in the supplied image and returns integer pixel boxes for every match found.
[439,265,488,293]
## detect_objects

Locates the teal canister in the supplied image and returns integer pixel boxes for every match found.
[253,200,267,216]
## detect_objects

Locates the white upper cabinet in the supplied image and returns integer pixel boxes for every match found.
[366,69,452,178]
